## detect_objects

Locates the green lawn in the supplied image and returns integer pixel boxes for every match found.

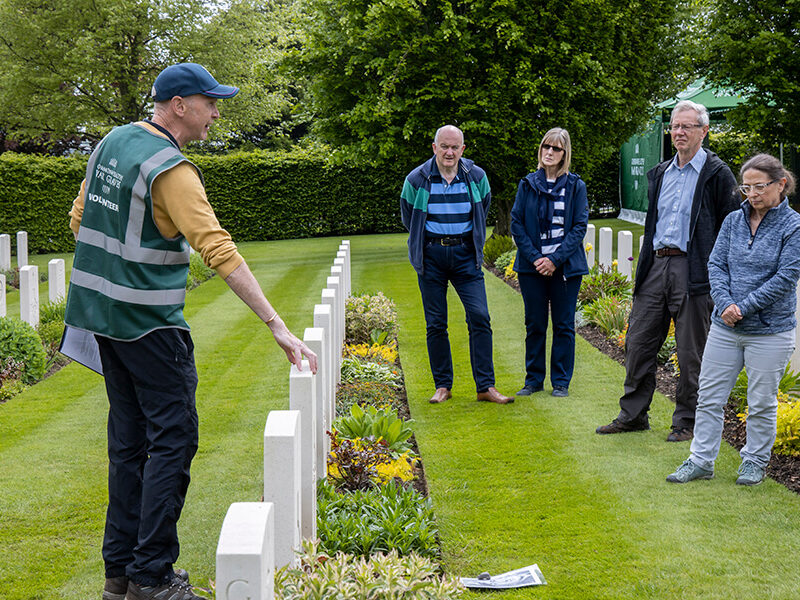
[2,227,800,600]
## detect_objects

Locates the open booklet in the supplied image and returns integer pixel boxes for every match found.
[460,564,546,590]
[59,325,103,375]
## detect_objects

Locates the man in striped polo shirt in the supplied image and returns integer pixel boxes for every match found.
[401,125,512,405]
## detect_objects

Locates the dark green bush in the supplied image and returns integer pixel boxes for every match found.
[578,265,633,308]
[0,317,46,383]
[483,234,514,265]
[317,479,439,558]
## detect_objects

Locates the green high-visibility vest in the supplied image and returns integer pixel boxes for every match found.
[65,123,198,341]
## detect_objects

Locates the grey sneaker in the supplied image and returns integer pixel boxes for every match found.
[126,571,195,600]
[516,384,543,396]
[666,459,714,483]
[736,460,766,486]
[551,386,569,397]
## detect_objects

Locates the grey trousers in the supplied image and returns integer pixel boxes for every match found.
[618,254,714,429]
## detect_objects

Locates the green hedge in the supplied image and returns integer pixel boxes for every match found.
[0,147,408,254]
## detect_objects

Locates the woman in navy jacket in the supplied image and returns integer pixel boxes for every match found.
[510,128,589,397]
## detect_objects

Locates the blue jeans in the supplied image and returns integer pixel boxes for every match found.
[690,323,794,470]
[518,270,582,389]
[97,328,199,586]
[417,239,495,392]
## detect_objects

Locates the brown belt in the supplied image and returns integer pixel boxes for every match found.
[655,247,687,257]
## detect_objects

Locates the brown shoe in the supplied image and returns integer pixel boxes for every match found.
[429,388,452,404]
[666,427,694,442]
[476,387,514,404]
[596,418,650,434]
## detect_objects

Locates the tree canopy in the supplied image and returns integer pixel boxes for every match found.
[703,0,800,143]
[0,0,291,147]
[295,0,690,229]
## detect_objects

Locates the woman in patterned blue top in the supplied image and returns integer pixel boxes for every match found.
[510,128,589,398]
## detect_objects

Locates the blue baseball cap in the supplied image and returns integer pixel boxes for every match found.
[152,63,239,101]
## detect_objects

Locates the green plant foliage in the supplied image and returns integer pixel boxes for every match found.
[482,235,514,266]
[582,296,631,338]
[341,357,402,387]
[345,292,398,344]
[333,403,414,456]
[0,357,26,402]
[775,400,800,457]
[732,364,800,413]
[336,381,401,416]
[326,431,394,491]
[316,479,440,558]
[36,320,65,366]
[578,265,633,308]
[186,252,215,290]
[0,317,46,383]
[494,249,516,271]
[39,298,66,326]
[275,540,461,600]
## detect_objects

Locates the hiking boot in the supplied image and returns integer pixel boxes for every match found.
[736,460,766,486]
[595,418,650,434]
[666,427,694,442]
[551,386,569,397]
[666,459,714,483]
[126,571,194,600]
[105,569,187,600]
[516,384,543,396]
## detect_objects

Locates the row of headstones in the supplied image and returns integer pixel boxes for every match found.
[583,223,644,281]
[0,255,66,327]
[215,240,351,600]
[0,232,29,270]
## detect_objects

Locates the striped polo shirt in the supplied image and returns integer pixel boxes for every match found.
[425,166,473,236]
[541,179,566,254]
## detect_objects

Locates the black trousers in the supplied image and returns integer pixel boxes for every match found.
[96,328,199,586]
[618,255,713,430]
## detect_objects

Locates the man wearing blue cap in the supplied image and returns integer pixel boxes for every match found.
[65,63,317,600]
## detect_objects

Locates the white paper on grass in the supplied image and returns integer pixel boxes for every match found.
[460,564,546,589]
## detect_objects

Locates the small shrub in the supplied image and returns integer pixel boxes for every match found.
[39,298,66,325]
[494,249,516,271]
[0,317,46,383]
[774,400,800,457]
[37,320,66,366]
[341,357,401,386]
[275,540,462,599]
[2,267,20,290]
[333,403,415,456]
[326,431,393,491]
[186,251,214,290]
[578,265,633,307]
[336,381,400,416]
[582,296,631,338]
[343,341,398,365]
[483,234,513,265]
[0,357,26,402]
[315,480,441,558]
[346,292,398,344]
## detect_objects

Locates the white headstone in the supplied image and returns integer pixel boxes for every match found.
[16,231,28,268]
[0,234,10,271]
[303,327,327,472]
[263,410,302,569]
[48,259,66,303]
[313,304,334,458]
[216,502,274,600]
[0,274,5,317]
[584,224,595,268]
[321,288,340,386]
[19,265,39,327]
[329,269,344,346]
[617,231,633,280]
[334,256,348,299]
[289,360,317,540]
[598,227,613,269]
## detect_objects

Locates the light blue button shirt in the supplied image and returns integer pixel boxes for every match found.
[653,148,707,252]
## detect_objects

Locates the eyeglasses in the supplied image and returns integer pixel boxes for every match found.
[542,143,564,153]
[738,179,779,196]
[669,123,704,132]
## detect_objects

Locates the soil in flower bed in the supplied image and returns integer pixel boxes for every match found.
[394,364,429,498]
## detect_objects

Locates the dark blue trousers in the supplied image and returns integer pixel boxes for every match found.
[96,328,199,587]
[518,270,582,389]
[417,240,495,392]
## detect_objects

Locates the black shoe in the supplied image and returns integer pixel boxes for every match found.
[551,386,569,397]
[666,427,694,442]
[103,576,128,600]
[126,571,194,600]
[596,418,650,434]
[516,384,543,396]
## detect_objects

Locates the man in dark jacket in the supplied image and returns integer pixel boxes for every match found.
[597,101,738,441]
[400,125,512,405]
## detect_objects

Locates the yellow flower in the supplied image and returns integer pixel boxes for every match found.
[585,243,593,252]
